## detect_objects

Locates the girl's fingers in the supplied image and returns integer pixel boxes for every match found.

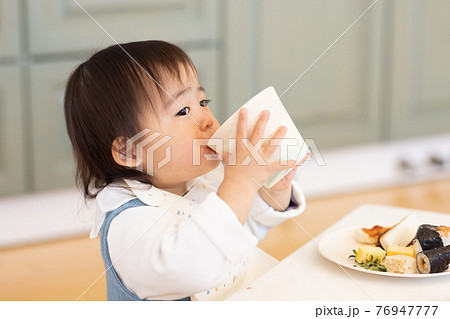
[250,110,270,145]
[236,108,248,140]
[262,125,287,157]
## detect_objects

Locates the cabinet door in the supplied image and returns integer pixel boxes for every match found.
[29,62,77,191]
[226,0,383,149]
[27,0,218,54]
[0,0,20,58]
[0,67,25,196]
[389,0,450,139]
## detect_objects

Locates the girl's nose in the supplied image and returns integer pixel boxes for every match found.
[199,113,214,132]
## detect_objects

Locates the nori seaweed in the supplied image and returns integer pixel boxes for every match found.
[421,245,450,273]
[415,224,444,251]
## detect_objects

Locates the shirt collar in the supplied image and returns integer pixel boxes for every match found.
[90,178,164,239]
[123,179,165,207]
[90,178,199,239]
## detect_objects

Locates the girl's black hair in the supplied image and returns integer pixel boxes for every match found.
[64,40,196,199]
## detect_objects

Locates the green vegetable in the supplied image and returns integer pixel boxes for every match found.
[348,249,358,258]
[348,249,387,272]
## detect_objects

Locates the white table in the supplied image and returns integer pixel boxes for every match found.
[228,204,450,300]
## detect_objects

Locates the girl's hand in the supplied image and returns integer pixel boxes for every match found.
[264,151,311,192]
[220,108,300,192]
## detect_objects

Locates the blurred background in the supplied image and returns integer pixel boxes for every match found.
[0,0,449,300]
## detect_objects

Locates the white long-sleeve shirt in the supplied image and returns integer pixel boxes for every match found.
[90,162,306,300]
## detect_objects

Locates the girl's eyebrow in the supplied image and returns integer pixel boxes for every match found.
[166,86,205,107]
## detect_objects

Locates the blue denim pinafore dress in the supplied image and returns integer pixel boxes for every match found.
[100,198,191,301]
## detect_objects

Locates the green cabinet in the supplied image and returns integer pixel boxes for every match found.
[225,0,450,149]
[0,0,220,195]
[389,0,450,139]
[0,67,26,196]
[0,0,449,197]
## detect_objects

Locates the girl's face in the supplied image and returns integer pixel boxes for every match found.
[139,66,221,194]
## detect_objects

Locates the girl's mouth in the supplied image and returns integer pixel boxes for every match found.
[204,146,220,158]
[205,146,218,154]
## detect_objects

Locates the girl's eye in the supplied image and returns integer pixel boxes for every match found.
[176,106,190,116]
[200,99,211,107]
[176,100,211,116]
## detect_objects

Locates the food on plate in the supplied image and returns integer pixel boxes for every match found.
[413,224,450,254]
[386,245,415,258]
[355,225,392,245]
[382,255,418,274]
[379,214,421,250]
[416,245,450,274]
[354,245,386,263]
[348,247,386,272]
[349,215,450,275]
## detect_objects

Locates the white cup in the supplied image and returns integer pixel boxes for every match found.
[207,86,309,188]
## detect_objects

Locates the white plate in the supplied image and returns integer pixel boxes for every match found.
[318,226,450,278]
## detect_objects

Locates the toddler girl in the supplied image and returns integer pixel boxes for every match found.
[64,40,307,301]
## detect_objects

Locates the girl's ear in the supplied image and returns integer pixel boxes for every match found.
[111,136,142,168]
